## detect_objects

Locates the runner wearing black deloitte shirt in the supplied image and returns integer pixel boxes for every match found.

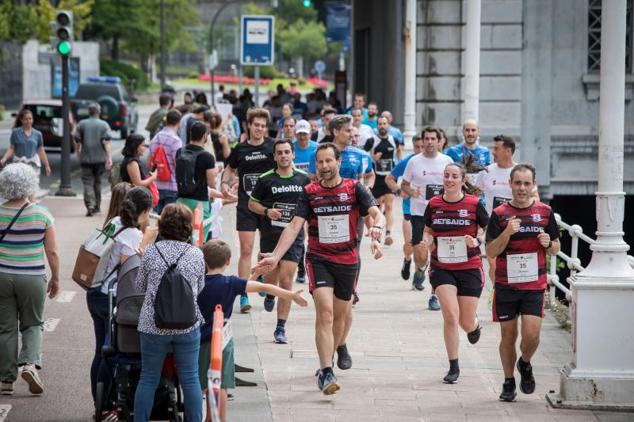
[249,139,310,344]
[422,163,488,384]
[255,143,385,396]
[222,108,276,313]
[485,164,560,402]
[364,115,397,246]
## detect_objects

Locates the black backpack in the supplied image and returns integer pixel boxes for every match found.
[175,147,204,196]
[154,244,197,330]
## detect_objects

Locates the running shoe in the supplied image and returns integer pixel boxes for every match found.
[384,232,394,246]
[401,258,412,280]
[412,269,425,291]
[499,378,517,402]
[257,275,267,297]
[443,369,460,384]
[467,322,481,344]
[517,358,536,394]
[336,344,352,370]
[1,382,13,395]
[240,295,252,313]
[428,294,441,311]
[296,272,306,284]
[263,295,276,312]
[297,259,306,283]
[21,364,43,395]
[274,327,288,344]
[317,370,340,395]
[352,291,359,305]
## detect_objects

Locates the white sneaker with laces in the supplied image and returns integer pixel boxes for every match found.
[21,364,44,395]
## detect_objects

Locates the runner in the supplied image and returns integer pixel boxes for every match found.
[422,162,489,383]
[315,107,336,143]
[364,115,398,245]
[255,143,385,395]
[377,111,404,159]
[249,139,311,343]
[351,107,374,146]
[222,108,276,313]
[444,119,491,185]
[401,127,452,309]
[485,164,560,402]
[385,134,424,282]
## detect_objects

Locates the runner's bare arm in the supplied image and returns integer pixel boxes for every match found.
[363,169,375,189]
[206,167,217,190]
[245,282,308,307]
[248,198,282,220]
[400,179,419,198]
[367,205,385,241]
[385,173,399,193]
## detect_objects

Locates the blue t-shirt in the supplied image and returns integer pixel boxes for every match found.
[292,139,318,173]
[197,274,247,343]
[10,127,43,159]
[444,143,491,167]
[374,126,404,146]
[390,153,416,215]
[309,145,372,180]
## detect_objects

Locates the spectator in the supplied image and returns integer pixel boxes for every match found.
[205,112,231,170]
[75,103,113,217]
[120,134,158,190]
[292,93,308,119]
[179,105,209,144]
[1,109,51,177]
[145,94,173,139]
[276,103,294,136]
[183,92,193,105]
[134,203,204,422]
[346,92,369,119]
[149,109,182,213]
[315,107,336,143]
[194,91,208,106]
[0,163,59,396]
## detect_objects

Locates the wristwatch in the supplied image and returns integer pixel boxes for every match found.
[264,208,269,217]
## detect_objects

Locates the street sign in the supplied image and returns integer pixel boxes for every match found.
[240,15,275,66]
[314,60,326,73]
[50,56,80,98]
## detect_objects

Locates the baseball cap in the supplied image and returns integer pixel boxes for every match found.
[296,119,311,134]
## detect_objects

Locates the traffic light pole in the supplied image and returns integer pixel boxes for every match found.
[55,53,75,197]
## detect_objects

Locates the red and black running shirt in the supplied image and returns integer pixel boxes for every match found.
[296,178,377,265]
[486,201,559,290]
[423,194,489,270]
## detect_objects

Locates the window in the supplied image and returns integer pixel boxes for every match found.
[588,0,633,72]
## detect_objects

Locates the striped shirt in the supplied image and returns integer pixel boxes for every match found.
[0,204,54,275]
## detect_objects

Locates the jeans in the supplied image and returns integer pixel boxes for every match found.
[0,273,46,383]
[134,330,202,422]
[86,288,110,401]
[155,189,178,214]
[81,163,105,212]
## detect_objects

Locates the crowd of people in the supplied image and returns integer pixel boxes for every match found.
[0,86,563,420]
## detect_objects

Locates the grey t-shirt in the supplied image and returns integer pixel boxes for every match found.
[10,127,43,159]
[77,117,111,164]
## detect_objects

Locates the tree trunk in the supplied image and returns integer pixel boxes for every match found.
[111,35,119,61]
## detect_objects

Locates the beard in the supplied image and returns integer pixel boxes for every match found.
[378,128,388,137]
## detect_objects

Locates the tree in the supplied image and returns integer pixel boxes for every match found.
[278,19,327,78]
[0,1,38,44]
[89,0,146,60]
[34,0,94,44]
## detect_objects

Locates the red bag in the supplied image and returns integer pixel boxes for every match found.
[147,180,160,207]
[150,144,171,182]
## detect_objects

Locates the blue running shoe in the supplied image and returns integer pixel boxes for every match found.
[257,275,267,297]
[274,327,288,344]
[428,294,441,311]
[412,269,425,291]
[317,370,340,395]
[240,295,251,313]
[263,295,276,312]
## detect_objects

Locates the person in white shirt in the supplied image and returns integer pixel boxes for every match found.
[351,108,374,146]
[401,127,453,309]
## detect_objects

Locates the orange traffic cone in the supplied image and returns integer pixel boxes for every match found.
[206,305,224,422]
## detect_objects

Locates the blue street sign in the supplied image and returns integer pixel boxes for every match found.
[51,56,80,98]
[314,60,326,73]
[240,15,275,66]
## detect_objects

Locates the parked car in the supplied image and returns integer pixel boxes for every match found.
[12,99,76,152]
[71,76,138,139]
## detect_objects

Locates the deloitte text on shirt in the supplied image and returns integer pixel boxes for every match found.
[402,153,453,216]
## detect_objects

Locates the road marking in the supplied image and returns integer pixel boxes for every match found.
[43,318,60,332]
[55,290,76,303]
[0,405,12,422]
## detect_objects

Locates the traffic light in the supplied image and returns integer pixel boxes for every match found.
[302,0,311,7]
[53,10,73,56]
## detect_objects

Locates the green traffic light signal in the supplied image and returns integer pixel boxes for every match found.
[303,0,311,7]
[56,40,71,56]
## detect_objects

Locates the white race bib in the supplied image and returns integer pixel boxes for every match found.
[271,202,296,228]
[507,252,538,283]
[222,320,233,350]
[242,173,261,196]
[437,236,468,263]
[317,215,350,244]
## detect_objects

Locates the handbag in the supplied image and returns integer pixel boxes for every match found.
[147,180,160,207]
[0,203,30,243]
[72,223,125,289]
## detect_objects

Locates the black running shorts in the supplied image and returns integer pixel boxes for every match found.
[236,203,261,232]
[492,286,545,322]
[429,267,484,297]
[371,175,393,199]
[259,233,304,264]
[306,257,359,301]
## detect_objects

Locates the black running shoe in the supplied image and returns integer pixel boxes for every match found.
[517,358,535,394]
[336,344,352,370]
[443,369,460,384]
[499,378,517,402]
[412,269,425,290]
[401,258,412,280]
[317,370,340,395]
[467,323,481,344]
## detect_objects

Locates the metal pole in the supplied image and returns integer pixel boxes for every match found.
[238,65,243,94]
[55,54,74,196]
[254,66,260,106]
[402,0,417,150]
[211,66,216,107]
[463,0,481,122]
[159,0,166,90]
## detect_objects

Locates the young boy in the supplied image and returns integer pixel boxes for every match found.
[198,239,307,422]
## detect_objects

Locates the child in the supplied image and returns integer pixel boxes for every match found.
[198,239,307,422]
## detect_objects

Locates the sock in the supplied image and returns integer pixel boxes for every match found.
[449,359,459,373]
[276,319,286,329]
[266,294,275,300]
[322,366,334,376]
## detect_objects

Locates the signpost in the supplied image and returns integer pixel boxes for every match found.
[240,15,275,106]
[314,60,326,81]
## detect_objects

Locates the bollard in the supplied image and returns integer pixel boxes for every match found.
[206,305,223,422]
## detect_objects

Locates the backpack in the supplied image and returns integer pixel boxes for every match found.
[153,244,197,330]
[150,141,172,182]
[109,162,122,188]
[175,147,204,196]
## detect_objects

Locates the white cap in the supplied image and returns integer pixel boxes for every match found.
[295,119,311,134]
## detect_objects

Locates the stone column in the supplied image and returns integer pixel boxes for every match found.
[547,0,634,410]
[402,0,417,149]
[462,0,481,122]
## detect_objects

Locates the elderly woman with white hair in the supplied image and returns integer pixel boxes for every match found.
[0,163,59,396]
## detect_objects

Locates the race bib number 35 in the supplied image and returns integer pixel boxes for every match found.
[437,236,468,263]
[507,252,538,283]
[317,215,350,244]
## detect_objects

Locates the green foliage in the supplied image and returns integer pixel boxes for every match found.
[101,59,149,90]
[34,0,94,44]
[243,65,286,79]
[0,1,38,44]
[278,19,327,61]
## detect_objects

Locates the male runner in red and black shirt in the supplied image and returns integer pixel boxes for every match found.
[486,164,560,402]
[255,143,385,395]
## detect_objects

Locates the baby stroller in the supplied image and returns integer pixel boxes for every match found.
[95,254,184,422]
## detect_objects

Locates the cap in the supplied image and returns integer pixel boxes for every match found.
[296,119,311,134]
